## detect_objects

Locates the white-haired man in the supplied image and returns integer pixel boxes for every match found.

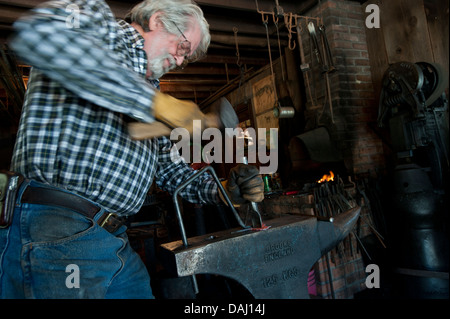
[1,0,263,298]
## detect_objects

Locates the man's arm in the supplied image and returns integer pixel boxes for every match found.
[9,0,155,123]
[154,136,219,204]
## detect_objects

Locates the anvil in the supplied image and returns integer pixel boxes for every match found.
[160,206,360,299]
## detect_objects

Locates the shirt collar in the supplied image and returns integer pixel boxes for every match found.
[117,19,145,50]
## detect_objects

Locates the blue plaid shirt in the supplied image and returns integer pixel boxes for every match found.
[9,0,218,216]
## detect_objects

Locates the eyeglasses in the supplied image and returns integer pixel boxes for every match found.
[173,24,191,59]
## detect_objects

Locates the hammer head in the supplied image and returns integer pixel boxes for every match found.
[210,97,239,133]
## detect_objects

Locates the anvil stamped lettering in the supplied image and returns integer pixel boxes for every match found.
[264,240,294,263]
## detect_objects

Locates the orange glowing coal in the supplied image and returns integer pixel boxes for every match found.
[317,171,334,183]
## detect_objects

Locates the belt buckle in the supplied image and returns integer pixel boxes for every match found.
[99,213,123,233]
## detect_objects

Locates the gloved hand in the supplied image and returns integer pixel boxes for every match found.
[128,92,220,140]
[221,164,264,205]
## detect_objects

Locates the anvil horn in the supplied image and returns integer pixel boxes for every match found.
[317,206,361,255]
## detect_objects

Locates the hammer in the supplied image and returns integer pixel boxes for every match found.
[128,97,239,140]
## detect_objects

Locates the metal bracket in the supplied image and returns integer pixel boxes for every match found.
[172,165,249,249]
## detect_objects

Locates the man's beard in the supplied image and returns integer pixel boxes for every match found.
[147,54,177,80]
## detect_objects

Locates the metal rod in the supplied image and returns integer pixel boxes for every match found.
[325,252,336,299]
[172,166,248,248]
[352,231,372,261]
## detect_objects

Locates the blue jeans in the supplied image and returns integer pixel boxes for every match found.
[0,180,153,299]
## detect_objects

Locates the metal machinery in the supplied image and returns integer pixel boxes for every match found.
[378,61,449,298]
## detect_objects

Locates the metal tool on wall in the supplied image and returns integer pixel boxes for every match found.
[254,1,328,119]
[296,21,318,110]
[307,21,324,68]
[318,24,336,73]
[307,21,337,123]
[257,2,295,120]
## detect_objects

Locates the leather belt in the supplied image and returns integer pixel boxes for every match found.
[21,185,123,233]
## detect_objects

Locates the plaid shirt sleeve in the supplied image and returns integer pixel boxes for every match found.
[9,0,155,123]
[155,136,219,204]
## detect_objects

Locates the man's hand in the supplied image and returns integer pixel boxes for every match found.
[221,164,264,205]
[152,92,220,131]
[128,92,220,140]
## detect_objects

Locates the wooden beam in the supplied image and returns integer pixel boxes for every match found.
[160,82,223,92]
[0,5,27,22]
[196,0,301,14]
[166,64,242,75]
[160,73,228,80]
[211,32,288,48]
[198,54,268,65]
[162,91,211,100]
[0,0,45,8]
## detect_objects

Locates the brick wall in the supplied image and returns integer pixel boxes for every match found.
[301,0,385,178]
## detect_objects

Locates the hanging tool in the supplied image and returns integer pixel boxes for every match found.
[307,21,325,70]
[273,12,285,82]
[262,16,278,107]
[272,6,296,119]
[318,24,336,73]
[273,0,284,18]
[296,22,309,72]
[261,12,295,119]
[307,20,336,123]
[296,21,318,109]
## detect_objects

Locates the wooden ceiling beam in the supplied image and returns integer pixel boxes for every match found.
[166,64,242,75]
[196,0,301,14]
[161,90,211,100]
[160,82,223,92]
[198,54,268,65]
[210,32,288,48]
[0,5,27,22]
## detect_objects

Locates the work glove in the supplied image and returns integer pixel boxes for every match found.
[128,92,220,140]
[220,164,264,205]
